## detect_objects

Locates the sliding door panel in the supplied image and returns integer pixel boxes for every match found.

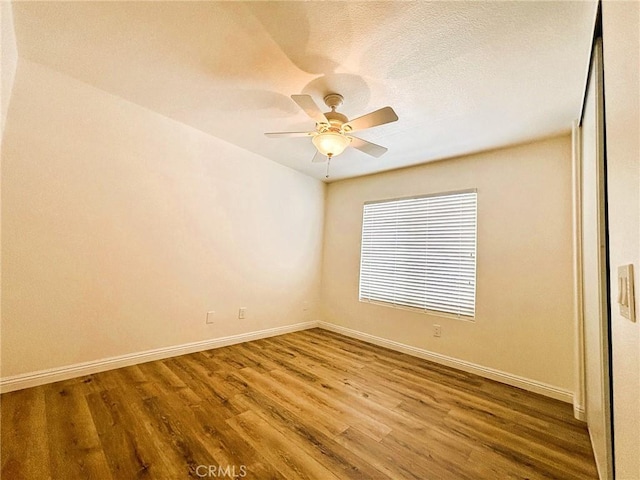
[581,38,613,480]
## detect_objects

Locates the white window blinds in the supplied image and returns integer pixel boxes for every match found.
[359,190,477,318]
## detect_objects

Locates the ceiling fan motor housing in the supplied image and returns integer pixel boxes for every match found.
[323,111,349,132]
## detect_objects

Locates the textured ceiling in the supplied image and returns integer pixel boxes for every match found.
[11,1,597,182]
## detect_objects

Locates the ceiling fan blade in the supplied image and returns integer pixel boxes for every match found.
[264,131,315,138]
[291,95,329,124]
[349,136,388,158]
[311,150,326,163]
[345,106,398,132]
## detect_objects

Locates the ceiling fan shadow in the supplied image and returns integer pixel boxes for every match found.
[246,2,350,75]
[212,90,299,117]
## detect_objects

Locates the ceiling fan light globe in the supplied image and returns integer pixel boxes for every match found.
[312,132,350,157]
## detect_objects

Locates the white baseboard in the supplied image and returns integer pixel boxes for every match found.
[317,321,574,403]
[1,320,575,405]
[573,404,586,422]
[0,321,318,393]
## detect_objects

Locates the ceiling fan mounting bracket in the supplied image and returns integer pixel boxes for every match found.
[323,93,344,110]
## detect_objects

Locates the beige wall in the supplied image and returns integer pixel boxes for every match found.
[1,1,18,136]
[1,59,325,377]
[322,136,575,391]
[602,2,640,478]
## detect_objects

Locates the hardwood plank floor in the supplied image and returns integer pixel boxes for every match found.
[1,328,598,479]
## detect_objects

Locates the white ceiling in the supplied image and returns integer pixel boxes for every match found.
[11,1,597,182]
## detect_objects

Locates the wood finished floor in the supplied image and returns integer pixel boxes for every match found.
[1,328,598,480]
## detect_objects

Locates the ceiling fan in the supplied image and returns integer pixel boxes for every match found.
[264,93,399,163]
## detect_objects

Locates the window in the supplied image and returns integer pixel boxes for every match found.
[359,190,477,318]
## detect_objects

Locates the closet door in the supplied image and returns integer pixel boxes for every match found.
[581,37,613,480]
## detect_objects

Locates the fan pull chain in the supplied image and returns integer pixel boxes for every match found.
[325,155,332,179]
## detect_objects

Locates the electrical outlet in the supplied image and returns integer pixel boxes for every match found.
[206,311,215,324]
[433,324,442,337]
[238,307,246,319]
